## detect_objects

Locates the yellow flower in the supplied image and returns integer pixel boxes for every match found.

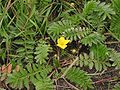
[57,37,70,49]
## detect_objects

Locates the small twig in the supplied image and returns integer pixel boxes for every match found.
[87,70,106,76]
[0,0,17,28]
[54,79,58,90]
[61,57,79,77]
[57,47,60,61]
[104,33,111,35]
[55,85,71,89]
[108,30,120,42]
[87,73,101,76]
[88,69,120,76]
[6,0,11,11]
[93,77,113,84]
[105,41,120,44]
[100,70,106,75]
[48,70,55,78]
[93,75,120,84]
[105,69,120,74]
[4,83,11,90]
[63,77,80,90]
[6,0,18,11]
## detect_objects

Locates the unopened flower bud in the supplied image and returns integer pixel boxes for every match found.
[70,3,75,7]
[71,49,77,54]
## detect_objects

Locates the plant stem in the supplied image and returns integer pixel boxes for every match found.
[63,77,80,90]
[61,57,79,77]
[57,47,60,61]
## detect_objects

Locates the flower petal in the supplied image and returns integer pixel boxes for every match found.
[57,37,65,43]
[57,44,67,49]
[63,40,70,45]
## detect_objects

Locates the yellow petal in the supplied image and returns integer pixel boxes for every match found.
[57,44,67,49]
[59,37,65,40]
[63,40,70,45]
[57,37,65,44]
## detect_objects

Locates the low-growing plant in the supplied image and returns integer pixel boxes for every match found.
[0,0,120,90]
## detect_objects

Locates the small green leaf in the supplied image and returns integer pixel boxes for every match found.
[89,62,94,69]
[24,78,29,89]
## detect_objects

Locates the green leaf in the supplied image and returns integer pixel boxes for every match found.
[34,40,51,64]
[89,62,94,69]
[14,40,24,45]
[65,67,93,89]
[109,50,120,69]
[110,14,120,41]
[7,64,53,89]
[82,1,97,17]
[47,20,75,41]
[79,60,84,67]
[90,44,108,61]
[34,77,53,90]
[95,61,99,71]
[26,64,32,73]
[113,84,120,90]
[24,78,29,89]
[81,32,105,46]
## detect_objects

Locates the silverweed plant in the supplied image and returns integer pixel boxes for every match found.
[0,0,120,90]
